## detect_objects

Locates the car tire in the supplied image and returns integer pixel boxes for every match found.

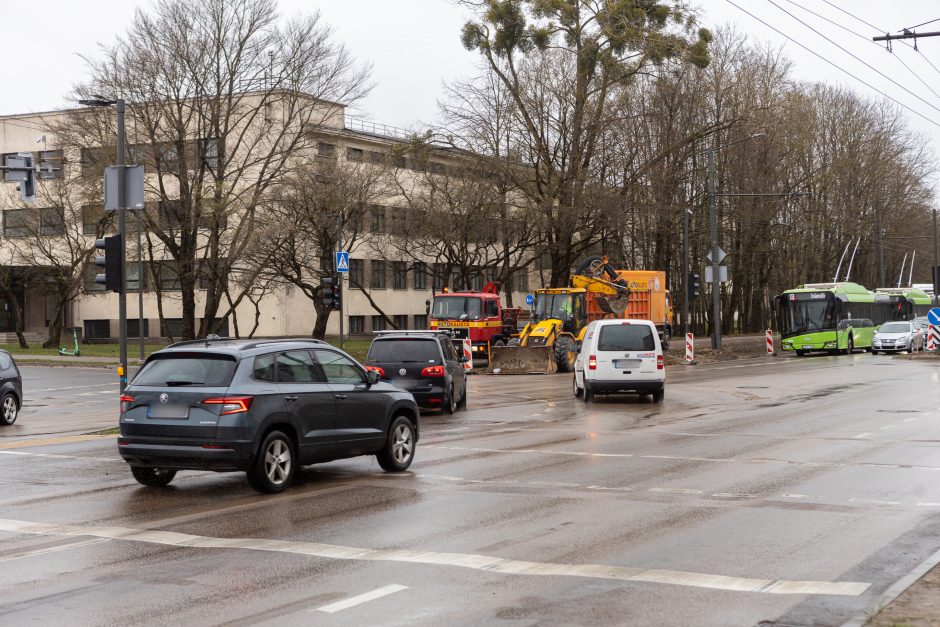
[377,416,416,472]
[131,466,176,487]
[662,326,671,351]
[795,350,805,357]
[457,382,468,409]
[443,384,457,414]
[246,430,295,494]
[0,393,18,426]
[493,339,506,348]
[573,374,583,398]
[583,383,594,403]
[652,388,664,403]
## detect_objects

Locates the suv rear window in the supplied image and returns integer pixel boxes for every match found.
[133,353,238,387]
[367,338,440,363]
[597,324,655,351]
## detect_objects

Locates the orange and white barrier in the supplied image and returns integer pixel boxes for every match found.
[462,338,473,371]
[766,329,774,355]
[685,333,694,362]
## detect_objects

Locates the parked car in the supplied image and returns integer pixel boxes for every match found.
[914,317,932,344]
[0,350,22,426]
[872,321,923,354]
[364,330,468,413]
[573,319,665,403]
[118,338,420,493]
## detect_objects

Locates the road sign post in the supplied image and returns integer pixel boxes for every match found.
[335,251,348,349]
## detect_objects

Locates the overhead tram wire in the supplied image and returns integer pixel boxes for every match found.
[782,0,940,103]
[905,17,940,31]
[724,0,940,130]
[766,0,940,117]
[821,0,940,83]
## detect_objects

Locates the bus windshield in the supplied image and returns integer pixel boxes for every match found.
[778,296,838,338]
[432,296,482,320]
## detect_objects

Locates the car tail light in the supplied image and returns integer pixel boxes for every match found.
[657,355,664,370]
[588,355,597,370]
[202,396,254,415]
[421,365,446,377]
[366,365,385,377]
[119,394,134,413]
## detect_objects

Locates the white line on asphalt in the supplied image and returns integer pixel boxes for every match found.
[315,584,409,614]
[781,494,825,500]
[904,417,918,422]
[649,487,703,495]
[880,425,895,430]
[586,485,633,491]
[853,433,871,439]
[0,450,122,463]
[848,498,900,506]
[0,518,871,596]
[916,503,940,507]
[0,538,108,563]
[711,493,759,499]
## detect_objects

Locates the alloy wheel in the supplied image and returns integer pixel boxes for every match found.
[264,438,292,485]
[392,423,413,465]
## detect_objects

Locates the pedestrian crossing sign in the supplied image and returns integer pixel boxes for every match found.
[335,251,349,273]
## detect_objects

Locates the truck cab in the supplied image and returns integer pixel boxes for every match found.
[428,287,519,359]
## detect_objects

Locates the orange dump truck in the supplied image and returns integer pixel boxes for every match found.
[614,270,673,348]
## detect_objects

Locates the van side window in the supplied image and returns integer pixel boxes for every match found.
[597,324,655,351]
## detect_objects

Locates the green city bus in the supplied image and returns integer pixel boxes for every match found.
[773,282,930,356]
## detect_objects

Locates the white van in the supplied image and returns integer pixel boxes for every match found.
[573,319,665,403]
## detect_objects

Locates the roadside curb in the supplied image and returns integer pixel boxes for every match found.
[841,544,940,627]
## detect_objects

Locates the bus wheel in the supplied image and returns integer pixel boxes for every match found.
[844,337,853,355]
[795,350,805,357]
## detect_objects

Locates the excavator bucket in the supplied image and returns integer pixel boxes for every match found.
[488,345,558,375]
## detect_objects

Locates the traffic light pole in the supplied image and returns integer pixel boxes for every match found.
[707,147,721,350]
[116,99,128,392]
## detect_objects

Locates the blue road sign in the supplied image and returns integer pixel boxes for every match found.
[335,251,349,273]
[525,293,534,306]
[928,307,940,326]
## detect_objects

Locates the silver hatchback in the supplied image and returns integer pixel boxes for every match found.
[872,321,923,353]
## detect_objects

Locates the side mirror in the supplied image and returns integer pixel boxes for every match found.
[366,370,380,385]
[458,355,469,364]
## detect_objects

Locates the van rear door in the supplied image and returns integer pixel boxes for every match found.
[594,323,657,378]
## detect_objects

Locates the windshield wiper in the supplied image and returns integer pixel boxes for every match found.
[166,380,203,386]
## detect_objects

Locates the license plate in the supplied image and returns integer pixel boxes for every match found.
[613,359,642,369]
[802,345,813,349]
[147,404,190,419]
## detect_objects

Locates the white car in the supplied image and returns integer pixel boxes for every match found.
[573,319,665,403]
[872,321,923,354]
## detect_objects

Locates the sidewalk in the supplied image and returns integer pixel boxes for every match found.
[12,354,143,367]
[865,556,940,626]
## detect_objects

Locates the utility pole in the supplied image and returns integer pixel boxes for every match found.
[876,198,885,287]
[707,147,721,350]
[934,208,938,306]
[683,208,691,336]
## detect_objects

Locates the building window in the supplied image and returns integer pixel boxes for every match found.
[433,263,446,290]
[370,205,386,233]
[317,142,336,159]
[39,207,65,236]
[82,204,110,236]
[346,147,363,162]
[369,151,386,164]
[127,262,147,292]
[127,318,150,339]
[158,262,182,291]
[470,270,483,292]
[372,315,386,332]
[349,315,364,334]
[430,162,446,175]
[413,262,427,290]
[349,259,364,286]
[38,150,64,180]
[161,318,183,339]
[156,142,179,170]
[514,270,529,292]
[83,319,110,340]
[371,260,386,289]
[394,314,408,330]
[413,314,427,329]
[392,261,408,290]
[80,146,111,177]
[200,138,220,170]
[3,209,28,238]
[392,154,406,169]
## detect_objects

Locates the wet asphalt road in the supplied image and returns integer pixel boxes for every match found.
[3,355,940,625]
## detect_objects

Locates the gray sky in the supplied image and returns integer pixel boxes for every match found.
[4,1,940,150]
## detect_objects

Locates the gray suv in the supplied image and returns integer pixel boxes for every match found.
[118,339,420,493]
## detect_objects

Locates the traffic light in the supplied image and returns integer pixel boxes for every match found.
[321,276,341,310]
[687,272,701,301]
[95,235,123,292]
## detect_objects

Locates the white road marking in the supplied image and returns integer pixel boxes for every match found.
[916,503,940,507]
[0,538,108,563]
[880,425,895,430]
[315,584,409,614]
[711,493,759,499]
[853,433,871,439]
[848,498,900,506]
[781,494,825,500]
[0,518,870,596]
[649,487,703,495]
[0,450,122,463]
[904,417,918,422]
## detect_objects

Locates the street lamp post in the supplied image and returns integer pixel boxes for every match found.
[683,207,692,337]
[79,96,128,391]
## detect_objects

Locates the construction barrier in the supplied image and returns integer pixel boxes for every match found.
[462,338,473,372]
[685,333,694,362]
[929,325,938,351]
[766,329,774,355]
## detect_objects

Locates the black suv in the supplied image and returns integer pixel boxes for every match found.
[118,339,420,493]
[365,331,467,413]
